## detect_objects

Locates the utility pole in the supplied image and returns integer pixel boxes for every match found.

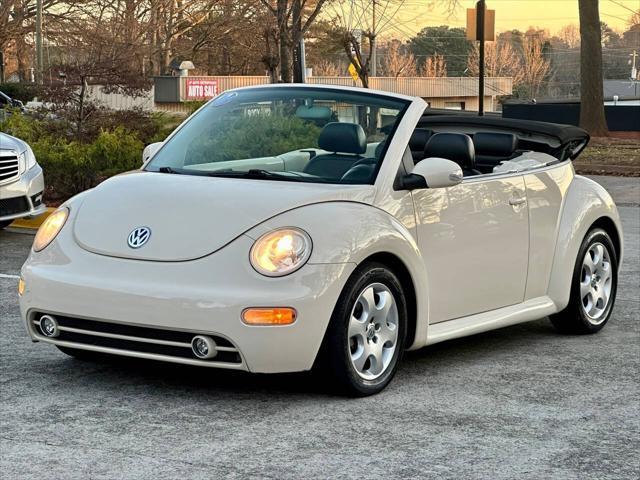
[477,0,485,116]
[371,0,377,77]
[35,0,44,84]
[630,50,638,80]
[292,0,305,83]
[0,51,5,83]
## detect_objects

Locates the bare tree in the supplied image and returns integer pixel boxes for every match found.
[421,53,447,77]
[331,0,460,87]
[313,59,344,76]
[521,36,550,99]
[557,24,581,48]
[578,0,608,136]
[330,0,405,87]
[259,0,328,82]
[467,41,524,85]
[381,39,417,77]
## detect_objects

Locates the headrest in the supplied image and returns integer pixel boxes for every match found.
[409,129,432,151]
[318,122,367,155]
[424,133,475,168]
[473,132,518,157]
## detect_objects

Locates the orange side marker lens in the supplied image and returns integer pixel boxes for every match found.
[242,308,297,325]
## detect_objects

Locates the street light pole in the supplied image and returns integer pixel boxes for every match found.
[371,0,377,77]
[477,0,485,116]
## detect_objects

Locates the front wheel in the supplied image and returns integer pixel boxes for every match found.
[319,262,407,396]
[550,228,618,334]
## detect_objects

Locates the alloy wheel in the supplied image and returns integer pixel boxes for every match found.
[348,282,399,380]
[579,242,613,323]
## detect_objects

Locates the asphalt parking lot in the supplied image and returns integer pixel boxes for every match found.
[1,176,638,479]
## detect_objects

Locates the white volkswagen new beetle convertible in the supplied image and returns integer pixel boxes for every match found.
[19,85,622,396]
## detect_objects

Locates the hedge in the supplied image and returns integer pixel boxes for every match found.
[0,111,174,201]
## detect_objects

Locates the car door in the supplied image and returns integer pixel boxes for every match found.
[412,174,529,323]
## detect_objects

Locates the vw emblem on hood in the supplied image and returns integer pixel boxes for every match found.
[127,227,151,249]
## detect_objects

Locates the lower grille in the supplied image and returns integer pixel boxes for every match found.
[32,313,243,365]
[31,192,43,207]
[0,154,19,184]
[0,196,29,217]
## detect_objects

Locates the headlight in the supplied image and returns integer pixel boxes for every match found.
[250,228,312,277]
[19,145,37,173]
[33,207,69,252]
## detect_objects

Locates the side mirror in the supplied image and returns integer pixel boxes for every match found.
[142,142,163,165]
[401,158,463,190]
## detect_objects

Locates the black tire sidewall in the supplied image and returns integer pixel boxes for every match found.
[323,262,407,396]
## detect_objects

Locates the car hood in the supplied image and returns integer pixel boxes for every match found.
[73,171,375,261]
[0,132,27,153]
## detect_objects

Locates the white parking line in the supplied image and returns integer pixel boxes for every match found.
[0,273,20,280]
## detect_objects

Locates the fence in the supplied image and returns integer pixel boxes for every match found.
[503,102,640,132]
[84,76,513,114]
[176,75,513,99]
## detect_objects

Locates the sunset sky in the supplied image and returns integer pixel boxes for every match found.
[379,0,639,39]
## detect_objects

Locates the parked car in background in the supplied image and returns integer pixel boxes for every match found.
[19,85,622,396]
[0,90,25,120]
[0,132,46,229]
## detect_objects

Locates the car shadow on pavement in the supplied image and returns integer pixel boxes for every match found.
[50,317,563,397]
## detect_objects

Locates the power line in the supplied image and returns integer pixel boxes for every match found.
[607,0,639,16]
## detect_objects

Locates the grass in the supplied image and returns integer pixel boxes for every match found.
[574,136,640,177]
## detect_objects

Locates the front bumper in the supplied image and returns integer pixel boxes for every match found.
[19,224,355,373]
[0,164,46,221]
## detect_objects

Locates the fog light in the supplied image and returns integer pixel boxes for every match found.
[39,315,59,338]
[18,278,25,296]
[191,335,217,359]
[242,308,297,325]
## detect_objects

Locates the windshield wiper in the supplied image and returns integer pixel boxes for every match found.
[156,167,322,182]
[158,166,182,174]
[203,169,293,181]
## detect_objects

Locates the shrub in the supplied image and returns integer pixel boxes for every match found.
[186,113,321,164]
[89,127,144,177]
[0,83,41,103]
[31,138,95,199]
[0,113,149,201]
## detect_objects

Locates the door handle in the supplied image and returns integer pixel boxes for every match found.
[509,197,527,206]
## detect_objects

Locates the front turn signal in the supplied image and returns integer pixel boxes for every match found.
[242,308,297,326]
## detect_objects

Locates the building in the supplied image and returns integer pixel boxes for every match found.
[152,76,513,114]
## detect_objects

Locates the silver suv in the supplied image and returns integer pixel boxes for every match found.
[0,132,46,229]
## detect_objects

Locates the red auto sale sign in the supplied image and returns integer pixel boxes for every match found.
[185,79,219,99]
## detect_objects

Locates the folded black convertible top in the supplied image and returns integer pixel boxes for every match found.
[418,114,590,145]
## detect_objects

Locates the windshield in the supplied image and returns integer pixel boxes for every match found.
[145,87,409,184]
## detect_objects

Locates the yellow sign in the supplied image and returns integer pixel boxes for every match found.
[348,63,359,82]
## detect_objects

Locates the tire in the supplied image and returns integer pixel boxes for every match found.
[0,220,13,229]
[56,345,104,361]
[319,261,407,397]
[550,228,618,334]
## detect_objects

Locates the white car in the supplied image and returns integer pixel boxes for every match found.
[0,132,46,229]
[19,85,622,396]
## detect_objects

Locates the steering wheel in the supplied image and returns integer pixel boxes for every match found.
[351,157,378,168]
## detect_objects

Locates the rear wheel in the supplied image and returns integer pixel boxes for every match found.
[0,220,13,229]
[319,262,407,396]
[550,228,618,334]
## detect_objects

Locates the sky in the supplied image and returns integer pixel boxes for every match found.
[381,0,639,39]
